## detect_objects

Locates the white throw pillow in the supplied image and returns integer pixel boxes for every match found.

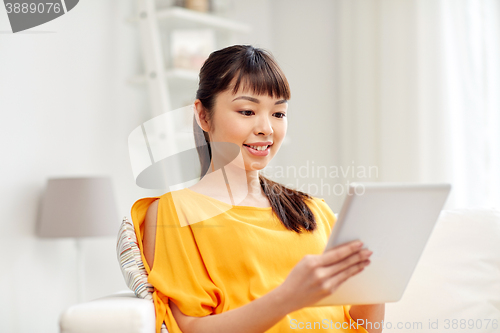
[116,217,169,332]
[116,216,154,301]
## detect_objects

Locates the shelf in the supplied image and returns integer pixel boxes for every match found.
[127,7,251,34]
[128,68,199,86]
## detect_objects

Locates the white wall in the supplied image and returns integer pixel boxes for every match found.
[0,1,158,332]
[269,0,342,210]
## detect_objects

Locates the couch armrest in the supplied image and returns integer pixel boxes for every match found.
[60,291,156,333]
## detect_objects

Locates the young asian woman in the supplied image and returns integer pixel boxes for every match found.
[131,45,385,333]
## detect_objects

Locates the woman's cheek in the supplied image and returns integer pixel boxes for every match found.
[228,124,248,141]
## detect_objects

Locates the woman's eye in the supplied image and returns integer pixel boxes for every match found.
[239,110,254,116]
[274,112,286,119]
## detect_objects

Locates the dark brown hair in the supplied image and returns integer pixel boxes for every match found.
[193,45,317,233]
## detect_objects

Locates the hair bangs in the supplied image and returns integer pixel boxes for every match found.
[231,51,291,100]
[196,45,291,110]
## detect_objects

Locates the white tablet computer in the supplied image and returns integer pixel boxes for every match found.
[313,182,451,306]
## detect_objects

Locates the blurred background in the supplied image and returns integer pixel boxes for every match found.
[1,0,499,332]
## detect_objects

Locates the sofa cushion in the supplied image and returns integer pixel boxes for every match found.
[385,208,500,332]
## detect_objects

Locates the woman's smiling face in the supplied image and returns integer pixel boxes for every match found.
[205,85,288,171]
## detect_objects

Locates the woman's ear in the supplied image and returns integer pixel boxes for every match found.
[194,99,211,133]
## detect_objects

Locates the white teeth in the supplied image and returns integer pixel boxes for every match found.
[249,145,269,151]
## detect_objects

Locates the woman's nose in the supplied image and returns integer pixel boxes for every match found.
[255,115,273,135]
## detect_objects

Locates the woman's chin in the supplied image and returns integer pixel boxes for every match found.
[245,160,270,171]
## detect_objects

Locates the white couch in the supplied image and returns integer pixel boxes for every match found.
[59,209,500,333]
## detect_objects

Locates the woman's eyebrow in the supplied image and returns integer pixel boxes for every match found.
[232,96,288,105]
[232,96,260,103]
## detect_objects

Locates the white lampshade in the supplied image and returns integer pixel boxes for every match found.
[37,177,119,238]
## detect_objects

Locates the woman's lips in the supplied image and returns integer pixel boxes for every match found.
[243,144,271,156]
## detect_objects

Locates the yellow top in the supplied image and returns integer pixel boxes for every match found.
[131,188,368,333]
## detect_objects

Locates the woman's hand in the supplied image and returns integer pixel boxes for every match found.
[275,240,372,313]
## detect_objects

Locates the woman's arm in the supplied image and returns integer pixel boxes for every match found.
[349,304,385,333]
[143,199,159,268]
[169,287,292,333]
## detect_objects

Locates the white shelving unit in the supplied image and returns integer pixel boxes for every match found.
[129,1,251,117]
[127,68,199,86]
[129,6,250,33]
[128,1,252,195]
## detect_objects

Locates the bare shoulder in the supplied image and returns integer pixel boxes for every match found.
[143,198,160,269]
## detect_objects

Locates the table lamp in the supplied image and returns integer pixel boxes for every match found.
[37,176,119,302]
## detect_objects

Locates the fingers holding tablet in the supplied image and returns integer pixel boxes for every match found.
[318,240,373,293]
[276,240,372,312]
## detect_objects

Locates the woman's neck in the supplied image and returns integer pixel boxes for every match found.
[191,163,266,202]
